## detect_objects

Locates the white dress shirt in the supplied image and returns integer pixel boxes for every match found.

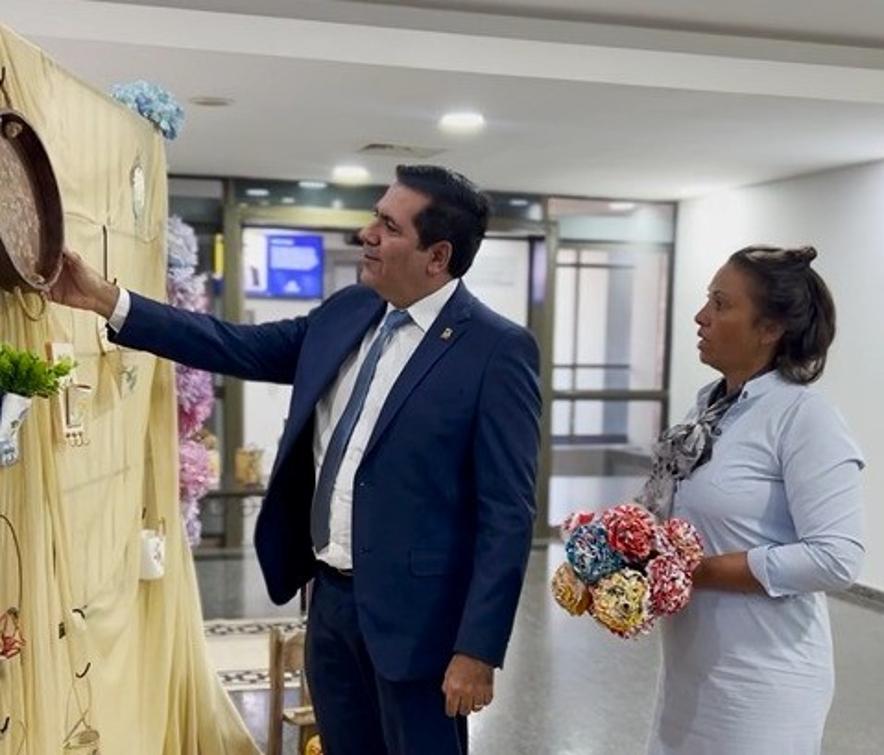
[312,279,458,569]
[108,280,460,570]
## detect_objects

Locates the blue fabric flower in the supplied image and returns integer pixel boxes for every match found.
[110,80,185,140]
[565,523,625,584]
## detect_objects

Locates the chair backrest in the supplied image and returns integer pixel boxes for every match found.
[267,626,312,755]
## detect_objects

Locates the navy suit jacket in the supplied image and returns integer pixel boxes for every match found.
[112,282,541,681]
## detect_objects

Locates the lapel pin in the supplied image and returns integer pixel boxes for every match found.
[440,327,453,340]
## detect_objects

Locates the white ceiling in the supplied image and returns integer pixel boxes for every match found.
[5,0,884,199]
[95,0,884,47]
[353,0,884,46]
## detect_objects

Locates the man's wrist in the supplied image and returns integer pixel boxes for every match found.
[96,281,121,320]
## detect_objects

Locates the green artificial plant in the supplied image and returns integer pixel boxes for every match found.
[0,344,75,398]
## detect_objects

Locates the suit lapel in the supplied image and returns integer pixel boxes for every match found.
[363,282,474,459]
[280,292,385,455]
[306,296,387,412]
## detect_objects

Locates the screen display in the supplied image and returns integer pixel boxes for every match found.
[243,228,324,299]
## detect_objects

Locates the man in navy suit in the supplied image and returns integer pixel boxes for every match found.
[51,165,541,755]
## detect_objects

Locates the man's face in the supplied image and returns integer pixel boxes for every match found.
[357,182,444,306]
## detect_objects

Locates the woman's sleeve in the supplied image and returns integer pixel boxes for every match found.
[747,393,865,597]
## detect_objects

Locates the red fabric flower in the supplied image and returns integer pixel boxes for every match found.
[0,610,25,660]
[664,518,704,572]
[647,554,693,616]
[601,503,656,561]
[559,510,595,541]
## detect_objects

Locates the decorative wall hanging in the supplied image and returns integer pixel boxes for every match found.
[0,391,29,467]
[96,225,118,355]
[139,516,166,581]
[0,69,64,321]
[0,514,24,663]
[62,671,100,753]
[0,343,73,465]
[130,160,146,223]
[45,342,92,447]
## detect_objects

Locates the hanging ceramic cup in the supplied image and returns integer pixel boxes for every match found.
[139,518,166,581]
[0,392,31,467]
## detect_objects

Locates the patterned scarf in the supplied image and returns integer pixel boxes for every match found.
[637,380,740,519]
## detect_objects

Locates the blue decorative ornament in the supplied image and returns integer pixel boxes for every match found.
[565,523,625,584]
[110,80,185,140]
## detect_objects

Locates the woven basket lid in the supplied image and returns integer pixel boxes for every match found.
[0,109,63,294]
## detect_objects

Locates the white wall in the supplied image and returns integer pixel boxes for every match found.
[672,160,884,591]
[462,237,530,327]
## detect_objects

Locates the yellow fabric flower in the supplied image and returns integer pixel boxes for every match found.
[591,569,651,637]
[551,562,591,616]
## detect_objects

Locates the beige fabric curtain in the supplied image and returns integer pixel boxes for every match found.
[0,26,258,754]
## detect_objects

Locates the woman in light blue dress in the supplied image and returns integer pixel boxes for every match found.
[645,245,865,755]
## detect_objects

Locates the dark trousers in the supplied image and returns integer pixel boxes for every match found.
[305,564,468,755]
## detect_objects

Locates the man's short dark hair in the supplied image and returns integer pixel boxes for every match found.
[395,164,491,277]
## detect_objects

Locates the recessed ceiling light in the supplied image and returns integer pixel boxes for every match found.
[245,188,270,198]
[608,201,637,212]
[299,180,328,190]
[439,111,486,134]
[281,197,296,204]
[189,96,234,107]
[509,198,529,207]
[331,199,345,210]
[332,165,369,184]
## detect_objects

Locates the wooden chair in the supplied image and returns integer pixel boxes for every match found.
[267,626,318,755]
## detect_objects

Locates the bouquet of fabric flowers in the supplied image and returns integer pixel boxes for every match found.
[551,503,703,638]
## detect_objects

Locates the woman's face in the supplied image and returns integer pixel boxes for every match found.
[694,263,781,377]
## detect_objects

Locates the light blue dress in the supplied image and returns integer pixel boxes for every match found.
[648,372,865,755]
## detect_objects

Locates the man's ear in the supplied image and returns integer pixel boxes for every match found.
[426,240,453,276]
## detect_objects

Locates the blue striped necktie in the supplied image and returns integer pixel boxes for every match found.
[311,308,412,551]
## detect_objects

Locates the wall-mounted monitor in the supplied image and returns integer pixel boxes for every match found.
[242,227,324,299]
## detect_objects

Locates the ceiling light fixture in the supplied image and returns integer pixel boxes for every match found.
[299,180,328,190]
[332,165,369,185]
[281,197,296,204]
[245,188,270,198]
[189,96,234,107]
[438,111,486,134]
[608,201,637,212]
[508,198,529,207]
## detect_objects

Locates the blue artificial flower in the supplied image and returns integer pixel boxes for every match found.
[110,80,185,140]
[565,523,626,584]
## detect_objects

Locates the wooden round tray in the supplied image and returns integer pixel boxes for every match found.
[0,108,63,294]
